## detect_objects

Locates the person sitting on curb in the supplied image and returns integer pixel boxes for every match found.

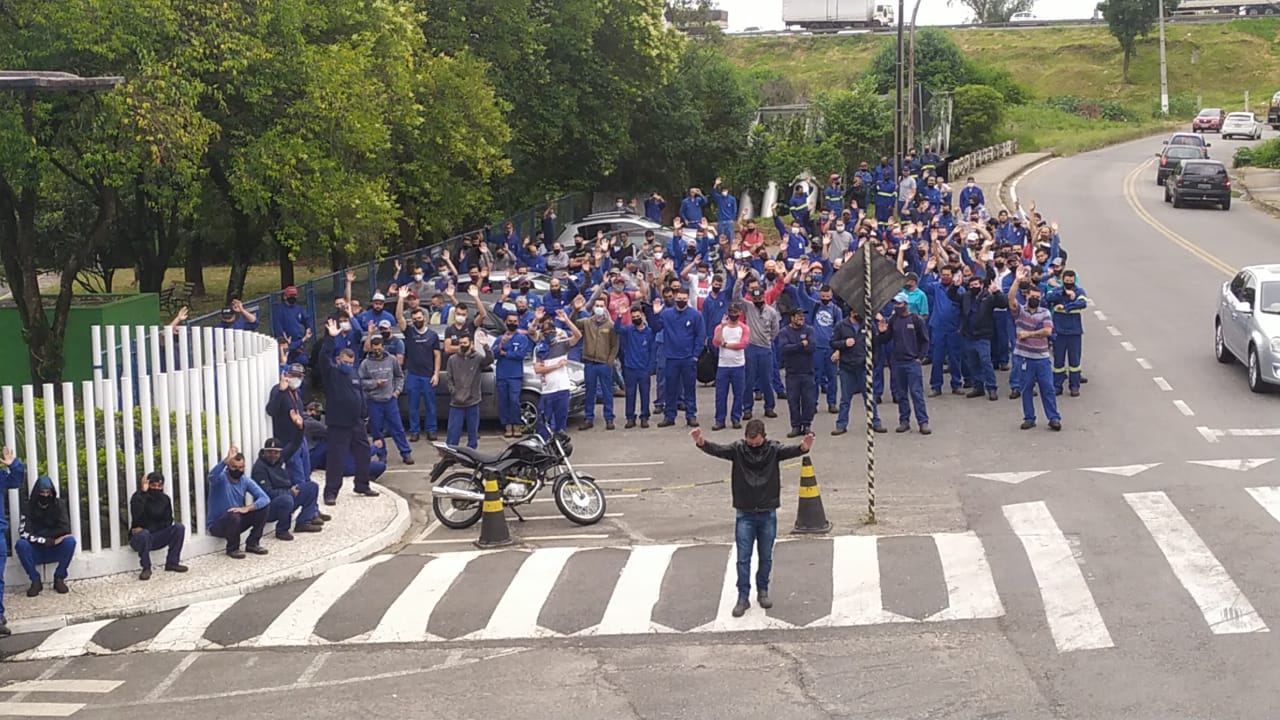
[0,447,25,635]
[15,476,76,596]
[304,401,388,482]
[251,438,323,542]
[128,471,189,580]
[206,445,271,558]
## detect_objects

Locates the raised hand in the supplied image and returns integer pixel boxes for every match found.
[278,373,290,391]
[176,306,189,323]
[689,427,703,445]
[467,284,480,298]
[1,446,13,466]
[800,433,816,452]
[398,285,410,299]
[326,318,340,336]
[346,270,356,284]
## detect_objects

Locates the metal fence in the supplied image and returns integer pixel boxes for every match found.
[2,325,277,583]
[947,140,1019,183]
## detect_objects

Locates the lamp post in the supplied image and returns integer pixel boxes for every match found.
[894,0,905,220]
[1158,0,1169,115]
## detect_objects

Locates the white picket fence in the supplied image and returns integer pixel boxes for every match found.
[2,325,278,583]
[948,139,1020,182]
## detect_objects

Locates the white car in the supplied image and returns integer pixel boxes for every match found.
[1009,11,1038,22]
[1221,111,1263,141]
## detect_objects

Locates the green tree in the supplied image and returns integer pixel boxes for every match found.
[1097,0,1181,84]
[946,0,1035,24]
[814,80,894,174]
[951,84,1005,152]
[869,28,969,95]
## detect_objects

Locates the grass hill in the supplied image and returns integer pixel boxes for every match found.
[722,18,1280,155]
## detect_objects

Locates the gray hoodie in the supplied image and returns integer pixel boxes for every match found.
[359,351,404,402]
[446,346,495,408]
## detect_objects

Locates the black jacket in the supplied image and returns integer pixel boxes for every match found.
[251,452,294,498]
[130,489,175,533]
[321,337,367,428]
[698,439,808,512]
[265,386,305,462]
[830,318,870,373]
[20,476,72,543]
[947,285,1008,339]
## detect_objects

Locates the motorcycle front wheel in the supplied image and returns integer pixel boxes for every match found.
[431,473,486,529]
[552,473,607,526]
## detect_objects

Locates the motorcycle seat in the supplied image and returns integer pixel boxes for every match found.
[455,445,504,466]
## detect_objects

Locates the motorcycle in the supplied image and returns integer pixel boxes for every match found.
[429,429,606,529]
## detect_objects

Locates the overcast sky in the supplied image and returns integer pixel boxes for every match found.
[716,0,1101,31]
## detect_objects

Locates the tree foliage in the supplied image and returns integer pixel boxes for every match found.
[868,27,1028,105]
[1097,0,1182,83]
[947,0,1036,24]
[951,84,1006,152]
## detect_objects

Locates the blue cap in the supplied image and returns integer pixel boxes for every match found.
[893,292,909,303]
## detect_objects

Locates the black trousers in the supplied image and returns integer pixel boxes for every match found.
[785,372,816,429]
[207,508,268,552]
[324,421,372,499]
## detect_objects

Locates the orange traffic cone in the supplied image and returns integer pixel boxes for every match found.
[792,456,831,534]
[474,475,514,548]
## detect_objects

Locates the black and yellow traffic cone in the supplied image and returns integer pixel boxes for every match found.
[792,456,831,534]
[474,474,514,549]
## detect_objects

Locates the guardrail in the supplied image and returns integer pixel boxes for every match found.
[725,13,1251,38]
[947,140,1019,181]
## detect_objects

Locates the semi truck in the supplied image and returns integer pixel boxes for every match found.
[782,0,895,31]
[1268,90,1280,130]
[1171,0,1278,15]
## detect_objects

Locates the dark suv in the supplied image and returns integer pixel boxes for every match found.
[1164,160,1231,211]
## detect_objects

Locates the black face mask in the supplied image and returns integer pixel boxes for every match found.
[765,272,777,281]
[285,297,297,306]
[228,468,244,480]
[753,300,765,309]
[1027,297,1041,310]
[550,289,562,298]
[413,321,425,329]
[381,331,391,340]
[675,300,688,310]
[147,487,164,496]
[728,313,741,321]
[35,493,53,508]
[506,322,519,331]
[995,261,1006,270]
[712,285,723,293]
[1064,281,1076,289]
[970,285,982,294]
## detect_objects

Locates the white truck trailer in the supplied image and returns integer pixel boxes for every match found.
[782,0,895,31]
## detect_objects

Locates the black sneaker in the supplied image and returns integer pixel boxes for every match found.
[918,424,932,435]
[656,419,675,427]
[754,393,763,401]
[732,597,750,617]
[139,568,152,581]
[787,428,803,438]
[245,545,269,555]
[1009,390,1021,400]
[776,392,788,401]
[579,421,594,431]
[987,390,998,401]
[323,497,337,506]
[895,424,910,433]
[426,432,438,441]
[226,549,246,559]
[605,420,615,430]
[928,389,941,397]
[402,455,415,465]
[165,563,189,572]
[757,591,773,609]
[317,512,333,522]
[873,424,887,433]
[26,580,42,597]
[827,404,839,414]
[640,419,650,428]
[951,387,964,395]
[1049,420,1062,431]
[0,621,10,638]
[732,421,742,429]
[966,388,985,398]
[764,409,778,419]
[1069,389,1080,397]
[409,433,421,442]
[742,412,753,420]
[276,531,295,541]
[355,489,381,497]
[686,419,699,428]
[295,522,323,533]
[624,419,636,429]
[1080,377,1089,384]
[831,427,847,436]
[711,423,726,431]
[1055,387,1064,396]
[1020,420,1036,430]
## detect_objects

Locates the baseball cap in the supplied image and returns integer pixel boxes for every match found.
[905,272,919,282]
[377,319,392,329]
[966,232,979,241]
[369,333,385,345]
[749,287,764,300]
[220,307,234,316]
[283,285,298,297]
[1051,257,1065,267]
[372,292,386,302]
[893,292,909,303]
[286,363,305,376]
[789,306,806,317]
[263,438,283,451]
[830,173,839,181]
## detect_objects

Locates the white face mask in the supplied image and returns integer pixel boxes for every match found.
[288,377,302,390]
[413,273,423,282]
[339,321,351,332]
[594,307,607,317]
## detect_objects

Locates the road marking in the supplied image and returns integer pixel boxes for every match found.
[295,651,331,684]
[1173,400,1195,416]
[0,702,86,717]
[254,555,393,647]
[1003,501,1113,652]
[928,532,1004,621]
[1094,310,1108,321]
[519,512,625,522]
[596,544,681,635]
[967,470,1050,485]
[1008,155,1056,206]
[22,620,113,661]
[1197,427,1280,443]
[1120,341,1136,352]
[1122,159,1236,277]
[0,680,123,694]
[1107,326,1122,336]
[1125,491,1267,634]
[1136,357,1152,369]
[519,534,611,541]
[1246,487,1280,529]
[1197,426,1222,443]
[6,659,70,703]
[1153,377,1173,392]
[703,546,794,632]
[593,477,653,484]
[820,535,913,626]
[367,551,480,644]
[531,493,637,504]
[148,595,242,653]
[410,537,479,545]
[143,652,198,702]
[575,461,666,468]
[1081,463,1160,477]
[473,547,580,639]
[1190,458,1274,472]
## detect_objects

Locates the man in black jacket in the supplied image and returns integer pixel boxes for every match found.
[128,472,189,580]
[948,274,1007,400]
[321,318,378,505]
[691,420,814,618]
[252,438,323,541]
[829,312,885,435]
[14,476,75,596]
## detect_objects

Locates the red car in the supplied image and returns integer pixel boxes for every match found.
[1192,108,1226,133]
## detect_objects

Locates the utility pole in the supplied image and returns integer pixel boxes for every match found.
[894,0,904,220]
[1158,0,1169,115]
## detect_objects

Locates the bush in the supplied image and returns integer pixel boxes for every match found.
[1153,94,1199,120]
[966,62,1031,106]
[952,84,1007,154]
[1045,96,1139,123]
[1234,146,1254,169]
[1248,138,1280,169]
[1100,102,1139,123]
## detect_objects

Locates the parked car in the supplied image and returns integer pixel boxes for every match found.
[1008,11,1038,22]
[1192,107,1227,133]
[555,210,696,251]
[1164,159,1231,210]
[1215,265,1280,393]
[1155,145,1207,186]
[1221,111,1263,140]
[1163,132,1211,157]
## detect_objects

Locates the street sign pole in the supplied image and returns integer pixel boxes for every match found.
[863,241,876,524]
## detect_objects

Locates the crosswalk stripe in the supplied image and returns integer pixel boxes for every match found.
[0,680,122,693]
[366,551,481,644]
[472,547,580,640]
[21,620,113,661]
[929,532,1004,621]
[1125,491,1268,635]
[148,595,242,652]
[823,535,912,626]
[704,546,793,632]
[1244,486,1280,525]
[595,544,681,635]
[254,555,394,647]
[1003,501,1113,652]
[0,702,86,717]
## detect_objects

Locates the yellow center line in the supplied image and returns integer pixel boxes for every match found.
[1122,158,1235,278]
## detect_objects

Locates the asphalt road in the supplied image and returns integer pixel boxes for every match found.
[5,128,1280,719]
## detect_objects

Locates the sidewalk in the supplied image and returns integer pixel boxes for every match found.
[1234,166,1280,219]
[968,152,1055,212]
[3,479,410,636]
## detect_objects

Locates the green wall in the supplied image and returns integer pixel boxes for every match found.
[0,294,160,387]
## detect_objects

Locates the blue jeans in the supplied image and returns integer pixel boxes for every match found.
[890,361,929,426]
[744,345,775,413]
[539,390,570,437]
[129,523,186,570]
[714,365,746,425]
[369,398,411,458]
[735,510,777,599]
[664,357,697,421]
[929,327,963,391]
[405,372,437,433]
[1021,356,1061,423]
[836,367,881,429]
[964,336,997,392]
[813,351,838,406]
[1010,354,1025,392]
[991,309,1011,367]
[770,341,785,394]
[15,536,77,581]
[717,220,735,242]
[1054,334,1083,391]
[495,376,522,427]
[654,349,666,409]
[584,362,615,422]
[873,342,891,399]
[623,366,651,421]
[447,404,481,448]
[266,481,321,534]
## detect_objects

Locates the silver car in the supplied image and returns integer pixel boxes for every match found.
[1221,112,1263,141]
[555,210,697,250]
[1215,265,1280,392]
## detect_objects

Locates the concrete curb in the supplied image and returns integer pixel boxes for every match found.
[997,153,1057,210]
[1233,168,1280,220]
[6,482,411,636]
